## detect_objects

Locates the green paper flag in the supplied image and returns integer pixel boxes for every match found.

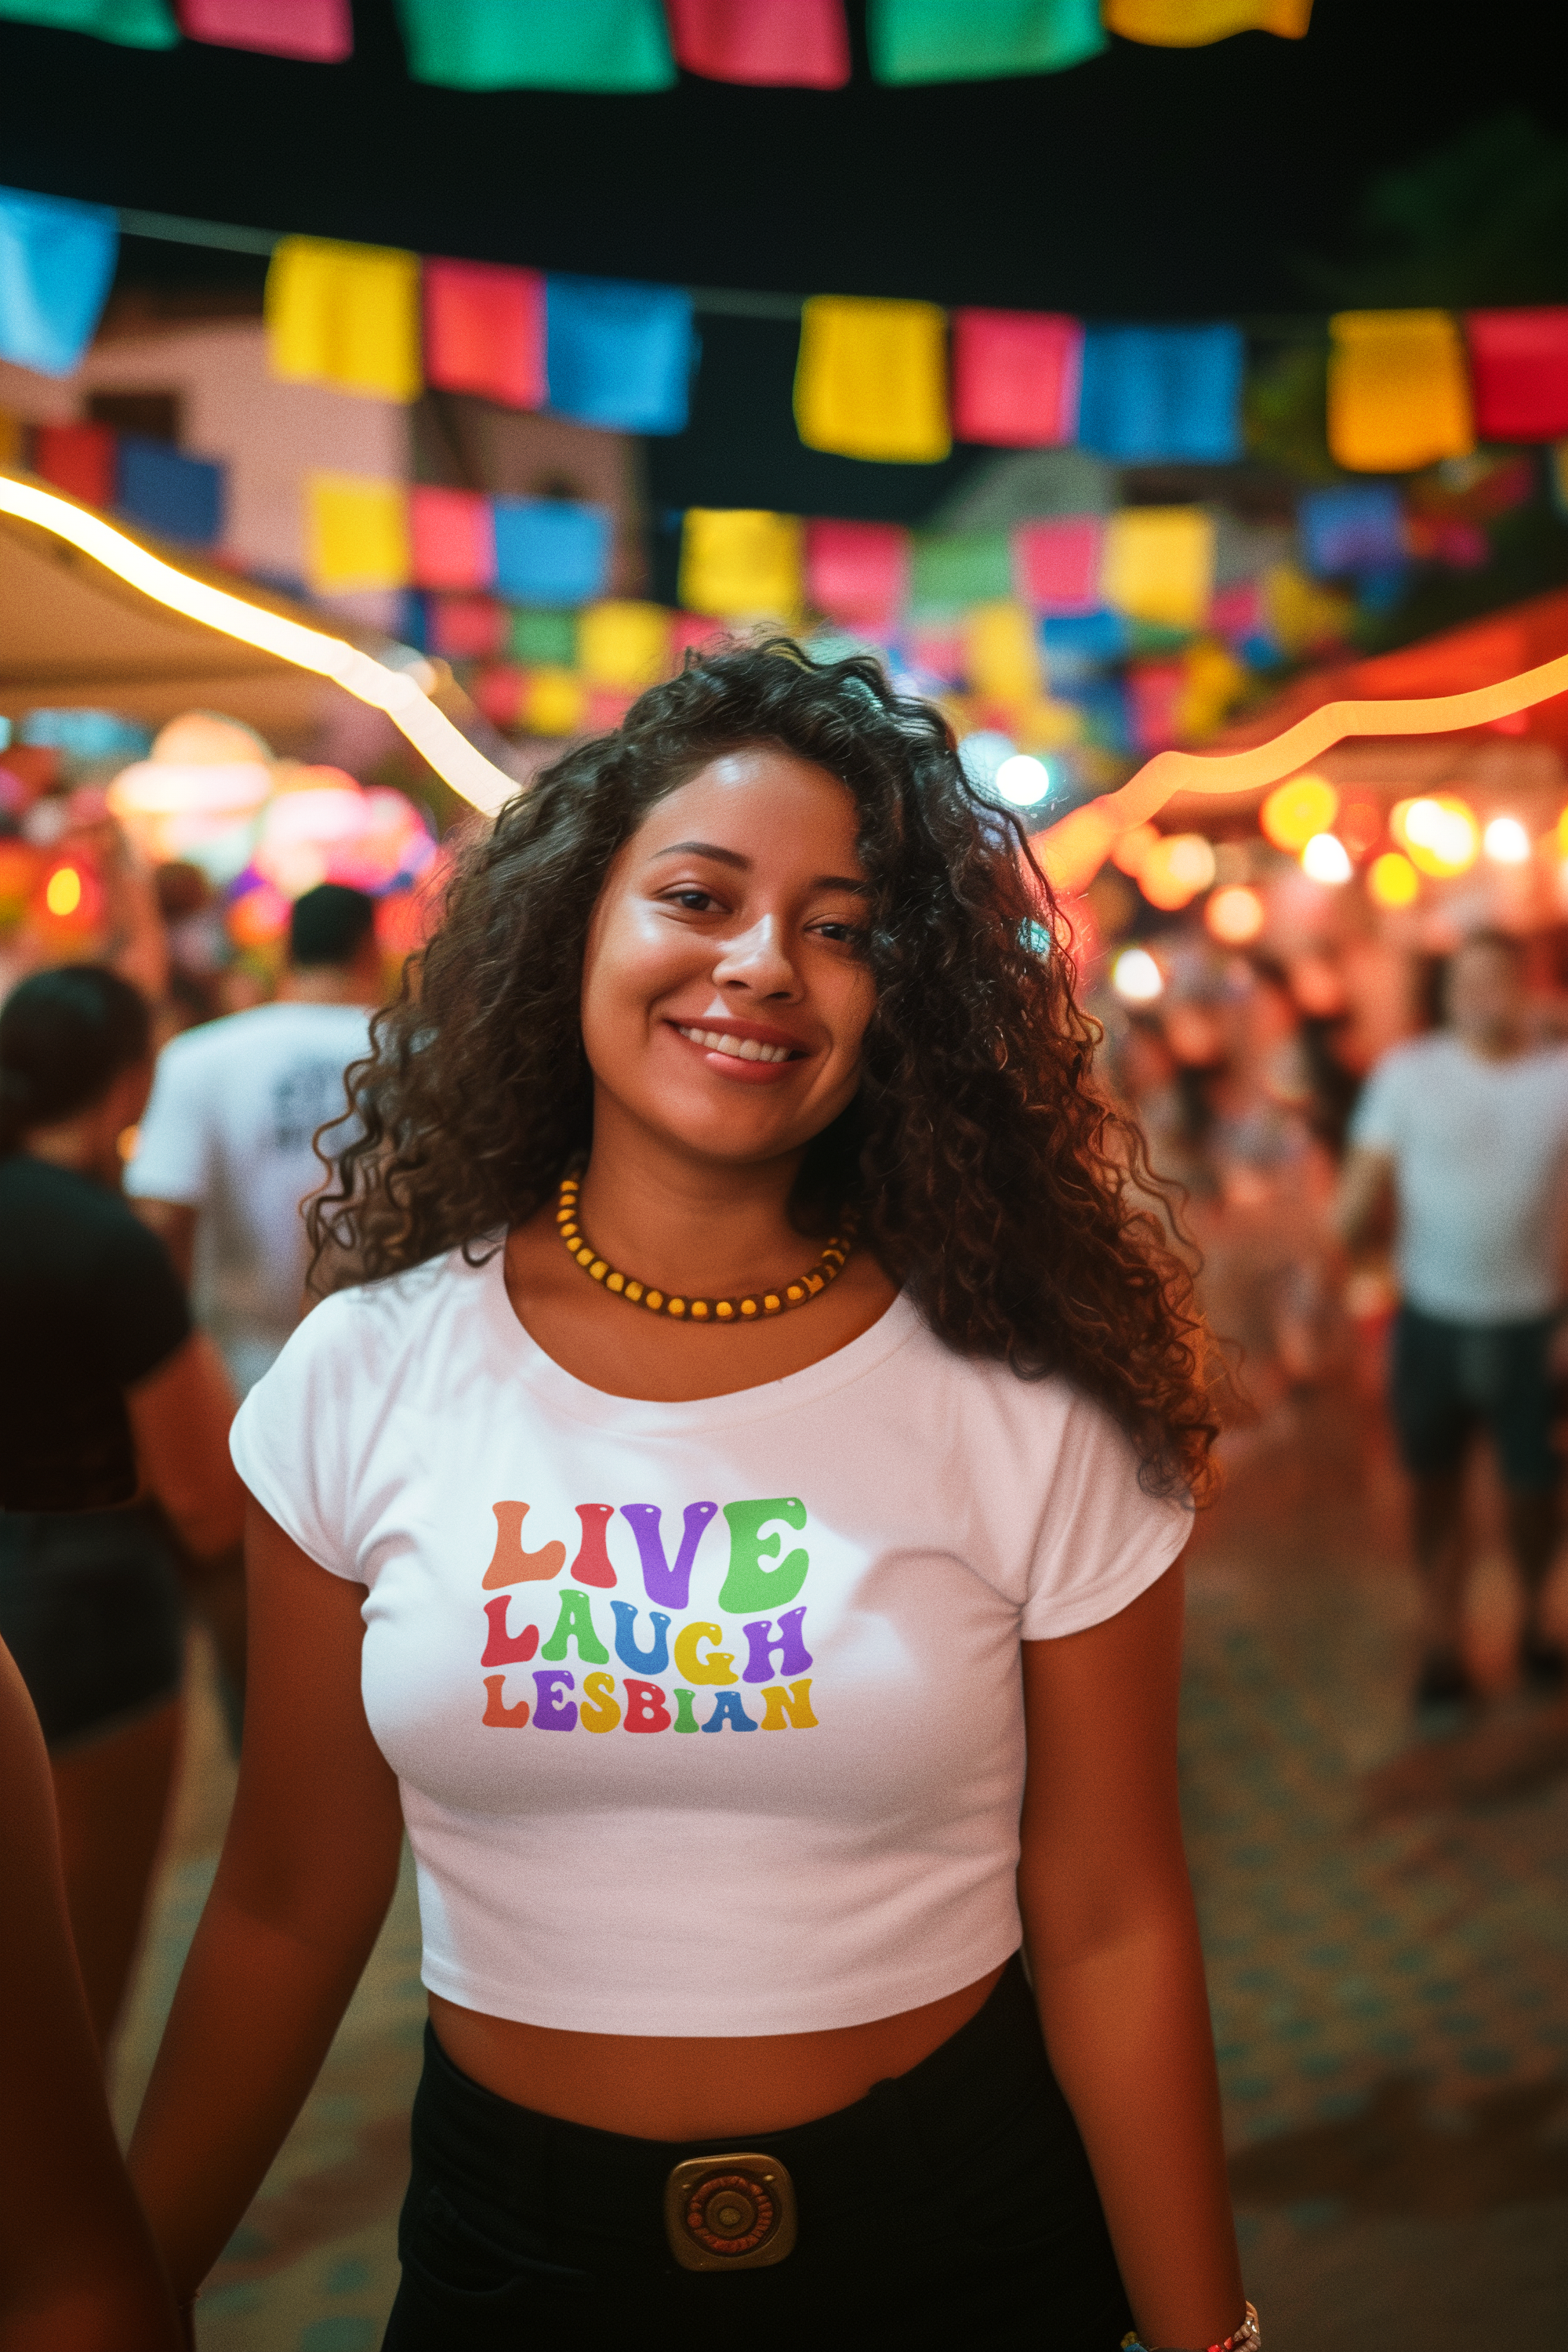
[868,0,1104,83]
[0,0,176,43]
[909,533,1014,612]
[395,0,675,91]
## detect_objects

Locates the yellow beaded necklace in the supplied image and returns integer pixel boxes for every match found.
[555,1174,857,1325]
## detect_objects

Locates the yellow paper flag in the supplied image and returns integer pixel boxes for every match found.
[1327,312,1474,474]
[680,510,804,619]
[1100,508,1214,630]
[965,601,1040,703]
[794,296,950,464]
[1105,0,1311,42]
[522,668,588,738]
[267,237,422,404]
[307,474,411,593]
[578,601,673,690]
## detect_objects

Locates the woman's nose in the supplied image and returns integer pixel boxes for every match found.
[712,916,800,997]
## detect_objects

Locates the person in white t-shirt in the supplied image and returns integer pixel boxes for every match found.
[127,645,1254,2352]
[127,884,379,1399]
[1338,929,1568,1705]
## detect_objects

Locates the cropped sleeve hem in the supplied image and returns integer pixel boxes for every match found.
[1019,1497,1192,1642]
[229,1414,360,1583]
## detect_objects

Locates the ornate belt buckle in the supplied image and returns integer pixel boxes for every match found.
[663,2151,798,2273]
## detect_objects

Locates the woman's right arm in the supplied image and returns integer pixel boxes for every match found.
[127,1497,405,2302]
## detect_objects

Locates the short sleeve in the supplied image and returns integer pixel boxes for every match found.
[96,1213,192,1389]
[125,1036,212,1207]
[229,1294,363,1581]
[1346,1055,1403,1154]
[1020,1389,1193,1641]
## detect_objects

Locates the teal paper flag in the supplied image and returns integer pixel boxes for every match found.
[868,0,1105,82]
[0,186,118,376]
[0,0,176,43]
[395,0,674,90]
[909,532,1013,612]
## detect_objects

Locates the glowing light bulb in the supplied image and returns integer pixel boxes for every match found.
[993,753,1050,807]
[1205,884,1265,945]
[1112,947,1163,1004]
[1483,815,1530,866]
[1369,851,1419,909]
[1301,833,1352,886]
[45,864,82,916]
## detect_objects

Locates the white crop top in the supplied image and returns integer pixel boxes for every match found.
[230,1246,1191,2037]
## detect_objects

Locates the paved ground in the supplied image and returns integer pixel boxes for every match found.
[113,1360,1568,2350]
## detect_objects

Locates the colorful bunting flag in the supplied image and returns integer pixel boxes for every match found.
[1013,515,1103,614]
[0,0,176,45]
[909,531,1012,611]
[492,496,614,606]
[33,420,117,507]
[423,259,546,411]
[394,0,674,91]
[307,474,412,593]
[1298,485,1406,579]
[666,0,850,86]
[1104,0,1312,43]
[408,486,496,590]
[1040,608,1129,681]
[1327,311,1473,474]
[669,611,725,662]
[805,519,909,626]
[426,593,506,660]
[1464,310,1568,444]
[117,437,225,546]
[0,187,118,377]
[521,666,589,735]
[680,509,803,618]
[952,310,1082,448]
[866,0,1105,82]
[545,277,694,435]
[794,296,950,464]
[965,601,1040,702]
[177,0,352,58]
[508,608,578,664]
[1077,325,1243,463]
[267,237,422,404]
[578,600,672,688]
[1100,507,1214,630]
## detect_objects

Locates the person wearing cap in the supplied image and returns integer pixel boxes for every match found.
[128,883,383,1399]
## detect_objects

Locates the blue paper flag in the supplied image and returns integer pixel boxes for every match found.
[0,185,118,377]
[1076,325,1243,464]
[116,437,225,546]
[1298,484,1406,579]
[545,276,695,435]
[492,497,613,607]
[1040,608,1130,682]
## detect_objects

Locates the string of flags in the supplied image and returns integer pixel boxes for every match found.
[0,0,1313,82]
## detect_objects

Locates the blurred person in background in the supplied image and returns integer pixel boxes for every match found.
[0,967,245,2052]
[127,882,381,1399]
[0,1633,182,2350]
[1336,929,1568,1707]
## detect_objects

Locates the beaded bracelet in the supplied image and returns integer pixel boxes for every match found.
[1122,2303,1260,2352]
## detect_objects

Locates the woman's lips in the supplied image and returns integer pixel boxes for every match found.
[670,1021,810,1081]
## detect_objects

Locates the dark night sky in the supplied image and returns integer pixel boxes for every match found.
[1,0,1563,315]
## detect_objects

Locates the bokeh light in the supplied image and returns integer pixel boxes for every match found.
[1112,946,1163,1004]
[44,863,82,916]
[1261,774,1338,853]
[993,752,1051,806]
[1205,884,1266,944]
[1369,850,1419,908]
[1392,794,1479,877]
[1301,832,1352,885]
[1483,815,1530,865]
[1138,833,1217,911]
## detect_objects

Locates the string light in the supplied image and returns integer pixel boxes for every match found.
[1301,832,1352,885]
[1483,815,1530,865]
[1112,946,1163,1004]
[0,472,513,817]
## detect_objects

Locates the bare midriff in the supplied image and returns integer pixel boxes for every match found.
[428,1961,1008,2141]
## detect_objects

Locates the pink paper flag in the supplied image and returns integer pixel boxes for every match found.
[424,258,546,410]
[1014,517,1103,615]
[667,0,849,84]
[178,0,352,60]
[410,488,497,591]
[953,310,1082,448]
[427,595,507,661]
[806,518,910,626]
[668,612,727,663]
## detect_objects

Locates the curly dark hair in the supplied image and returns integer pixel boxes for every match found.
[312,641,1217,1501]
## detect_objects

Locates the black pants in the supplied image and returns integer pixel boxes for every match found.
[0,1504,183,1749]
[383,1955,1134,2351]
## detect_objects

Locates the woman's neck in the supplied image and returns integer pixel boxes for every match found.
[575,1106,822,1301]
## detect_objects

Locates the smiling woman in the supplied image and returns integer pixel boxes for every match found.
[127,644,1251,2352]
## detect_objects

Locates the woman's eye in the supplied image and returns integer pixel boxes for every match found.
[666,889,717,913]
[813,920,867,948]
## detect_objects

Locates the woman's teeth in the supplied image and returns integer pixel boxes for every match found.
[677,1025,795,1064]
